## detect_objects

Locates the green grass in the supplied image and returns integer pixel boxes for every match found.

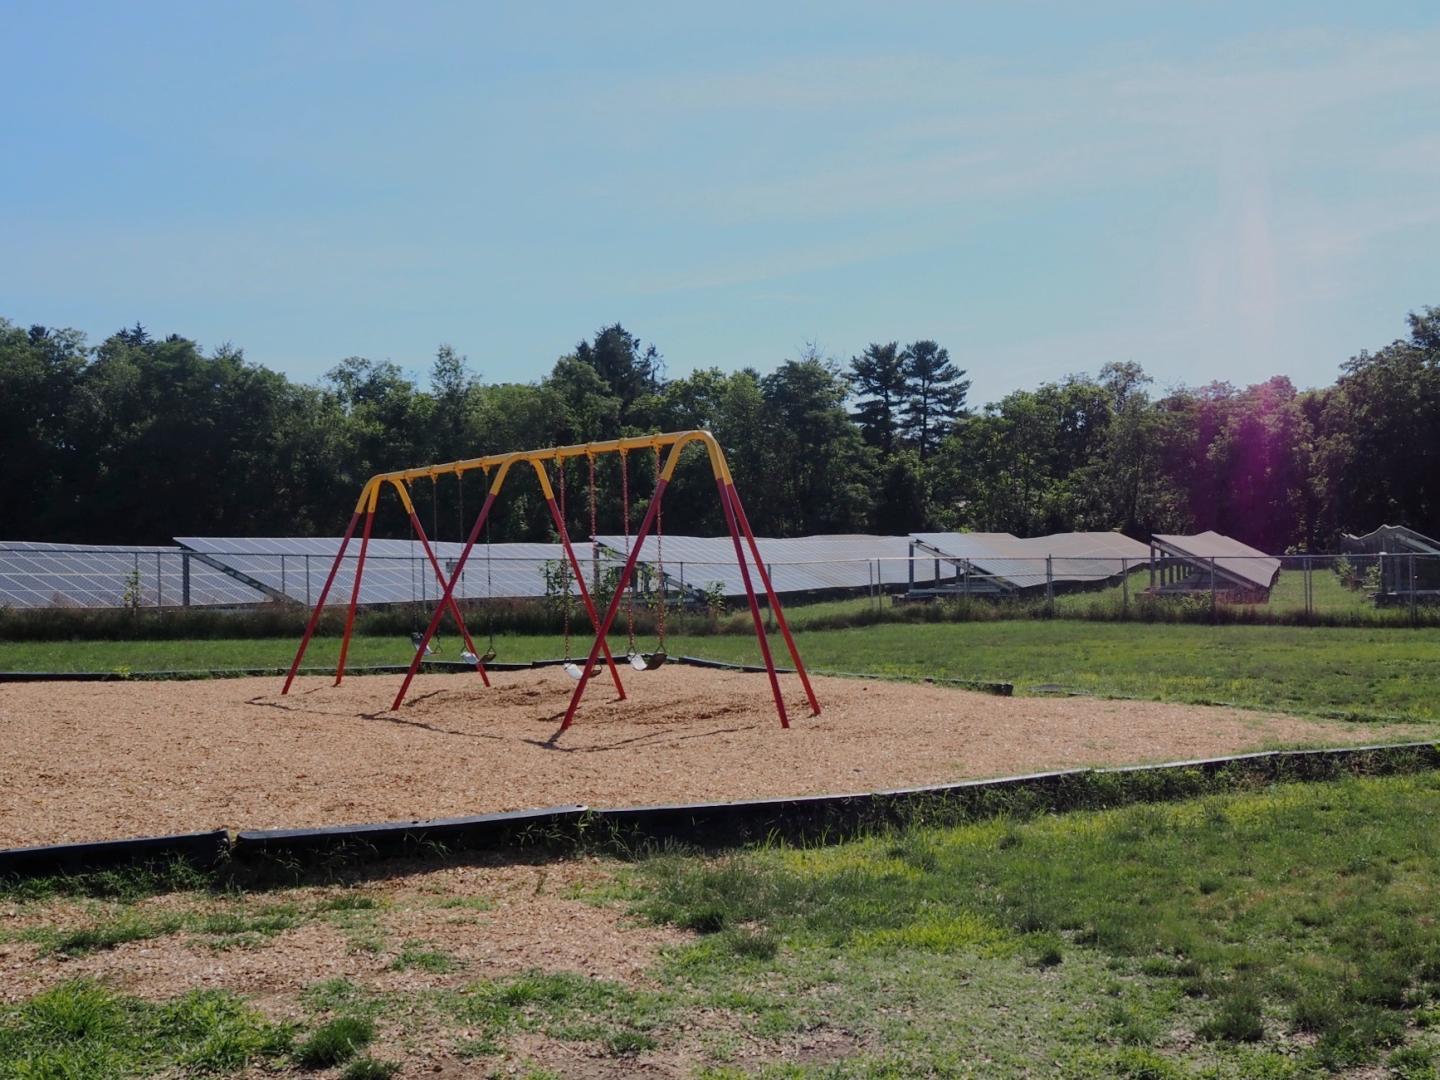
[4,619,1440,724]
[629,770,1440,1074]
[687,620,1440,723]
[0,980,294,1077]
[14,894,389,959]
[295,1014,375,1068]
[8,772,1440,1074]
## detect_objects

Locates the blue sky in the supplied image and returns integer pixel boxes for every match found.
[3,2,1438,404]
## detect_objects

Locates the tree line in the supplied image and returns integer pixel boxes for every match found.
[2,308,1438,553]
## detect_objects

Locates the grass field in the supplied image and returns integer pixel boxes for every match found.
[3,620,1438,726]
[5,770,1440,1076]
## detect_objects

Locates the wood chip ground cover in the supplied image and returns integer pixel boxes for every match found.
[0,667,1422,846]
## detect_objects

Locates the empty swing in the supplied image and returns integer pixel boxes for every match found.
[465,465,498,666]
[619,449,667,670]
[407,478,435,656]
[556,455,598,680]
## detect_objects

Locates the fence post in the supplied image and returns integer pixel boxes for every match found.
[1210,556,1218,617]
[1045,555,1054,613]
[1411,553,1418,625]
[305,554,312,607]
[1121,557,1129,614]
[156,551,163,608]
[182,552,191,608]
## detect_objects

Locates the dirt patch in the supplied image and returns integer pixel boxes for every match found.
[0,858,681,1006]
[0,666,1415,846]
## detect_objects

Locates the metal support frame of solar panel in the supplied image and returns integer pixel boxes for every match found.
[0,542,268,609]
[175,537,576,606]
[591,534,939,598]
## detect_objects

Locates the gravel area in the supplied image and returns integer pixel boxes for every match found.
[0,667,1413,847]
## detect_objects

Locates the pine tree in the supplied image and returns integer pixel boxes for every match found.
[848,342,907,452]
[901,340,970,459]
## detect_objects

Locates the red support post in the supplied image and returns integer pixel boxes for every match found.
[333,500,376,686]
[727,484,821,716]
[560,478,668,731]
[406,508,490,688]
[281,510,362,695]
[391,488,500,711]
[716,479,789,728]
[541,493,626,699]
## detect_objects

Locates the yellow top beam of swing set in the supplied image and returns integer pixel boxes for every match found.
[353,429,733,513]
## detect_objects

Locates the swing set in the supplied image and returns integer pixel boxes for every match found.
[280,430,820,731]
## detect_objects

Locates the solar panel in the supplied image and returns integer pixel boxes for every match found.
[1341,525,1440,556]
[0,542,269,608]
[591,534,938,596]
[1150,532,1280,590]
[910,532,1149,591]
[175,537,575,605]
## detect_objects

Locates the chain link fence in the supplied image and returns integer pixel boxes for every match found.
[3,546,1438,625]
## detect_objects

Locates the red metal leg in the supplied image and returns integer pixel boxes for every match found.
[333,507,375,685]
[717,480,788,728]
[282,511,361,695]
[561,479,669,730]
[407,509,490,688]
[728,484,820,716]
[391,490,498,711]
[542,495,626,699]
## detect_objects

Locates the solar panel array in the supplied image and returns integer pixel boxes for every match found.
[175,537,574,606]
[0,542,269,609]
[592,534,941,596]
[910,531,1151,591]
[1150,532,1281,590]
[3,529,1273,609]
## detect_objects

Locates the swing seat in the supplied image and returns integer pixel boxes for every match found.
[479,647,497,664]
[411,632,435,656]
[563,661,600,680]
[460,649,479,666]
[627,650,668,671]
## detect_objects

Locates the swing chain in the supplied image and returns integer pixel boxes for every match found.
[653,444,666,649]
[620,449,636,652]
[556,453,572,660]
[482,465,495,654]
[586,451,599,595]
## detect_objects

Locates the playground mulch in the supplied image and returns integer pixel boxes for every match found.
[0,667,1417,847]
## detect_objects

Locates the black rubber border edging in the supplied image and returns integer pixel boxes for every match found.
[0,658,1015,698]
[0,830,229,879]
[0,661,543,682]
[231,805,586,865]
[7,741,1437,881]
